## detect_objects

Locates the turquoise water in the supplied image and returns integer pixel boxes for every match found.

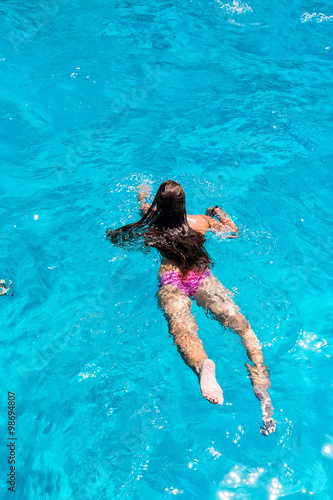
[1,0,333,498]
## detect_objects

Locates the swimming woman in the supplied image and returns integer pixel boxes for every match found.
[107,180,276,436]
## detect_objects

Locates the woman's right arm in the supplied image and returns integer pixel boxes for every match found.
[138,184,152,215]
[206,206,239,236]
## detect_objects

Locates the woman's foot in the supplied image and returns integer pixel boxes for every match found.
[253,385,276,436]
[261,417,276,436]
[198,359,224,405]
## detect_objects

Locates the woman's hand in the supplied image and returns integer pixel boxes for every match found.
[138,184,154,216]
[206,206,227,217]
[138,184,151,202]
[206,206,215,217]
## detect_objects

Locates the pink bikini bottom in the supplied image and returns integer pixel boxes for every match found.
[159,269,211,297]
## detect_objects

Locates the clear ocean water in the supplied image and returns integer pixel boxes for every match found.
[1,0,333,498]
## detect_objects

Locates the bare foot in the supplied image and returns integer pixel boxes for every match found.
[199,359,224,405]
[261,417,276,436]
[253,385,276,436]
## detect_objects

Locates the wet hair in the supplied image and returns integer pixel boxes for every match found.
[106,180,212,273]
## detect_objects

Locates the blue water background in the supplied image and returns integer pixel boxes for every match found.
[1,0,333,498]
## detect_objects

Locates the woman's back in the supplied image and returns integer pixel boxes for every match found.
[158,214,210,274]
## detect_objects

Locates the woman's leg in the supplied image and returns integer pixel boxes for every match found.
[157,284,223,405]
[195,275,275,435]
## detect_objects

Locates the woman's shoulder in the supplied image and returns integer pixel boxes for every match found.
[186,214,210,233]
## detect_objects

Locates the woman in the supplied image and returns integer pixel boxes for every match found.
[107,180,276,436]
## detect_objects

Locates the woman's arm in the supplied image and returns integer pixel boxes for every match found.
[206,206,239,236]
[138,184,152,216]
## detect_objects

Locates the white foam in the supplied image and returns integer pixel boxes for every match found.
[215,0,253,15]
[301,12,333,23]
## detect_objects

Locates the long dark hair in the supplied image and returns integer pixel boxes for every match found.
[107,180,212,273]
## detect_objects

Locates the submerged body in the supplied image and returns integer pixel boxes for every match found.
[157,224,275,435]
[108,181,276,435]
